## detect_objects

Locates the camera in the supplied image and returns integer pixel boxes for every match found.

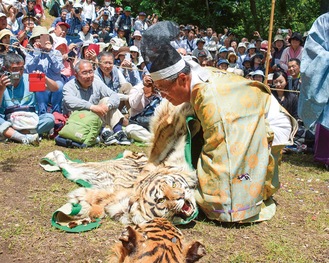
[74,8,80,14]
[279,28,289,34]
[3,71,20,85]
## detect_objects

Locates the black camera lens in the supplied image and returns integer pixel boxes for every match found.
[74,8,80,14]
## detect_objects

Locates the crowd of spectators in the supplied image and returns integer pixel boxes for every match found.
[0,0,313,152]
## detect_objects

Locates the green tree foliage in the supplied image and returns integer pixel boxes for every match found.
[115,0,323,40]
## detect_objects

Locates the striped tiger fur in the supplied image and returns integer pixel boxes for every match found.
[108,218,206,263]
[45,99,199,227]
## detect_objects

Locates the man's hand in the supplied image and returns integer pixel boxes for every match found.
[90,104,109,117]
[0,74,11,90]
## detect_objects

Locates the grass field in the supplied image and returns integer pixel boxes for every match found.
[0,140,328,262]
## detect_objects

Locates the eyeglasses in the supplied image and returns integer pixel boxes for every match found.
[80,70,94,76]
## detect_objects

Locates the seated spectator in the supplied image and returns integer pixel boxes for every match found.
[17,16,36,47]
[89,20,100,42]
[227,52,239,69]
[252,70,265,83]
[97,10,113,42]
[287,58,301,91]
[192,39,212,61]
[115,6,133,44]
[251,53,265,72]
[279,32,303,73]
[6,5,19,34]
[25,26,63,114]
[0,29,14,66]
[110,27,127,50]
[79,41,98,64]
[54,38,76,79]
[130,45,145,76]
[0,12,6,31]
[131,30,142,50]
[128,73,161,130]
[272,71,298,119]
[244,43,256,61]
[242,57,252,76]
[62,59,131,145]
[216,59,229,70]
[236,42,247,68]
[95,51,133,111]
[51,9,69,28]
[50,21,70,46]
[24,0,36,17]
[197,51,208,67]
[115,46,141,86]
[78,22,93,42]
[0,53,55,145]
[133,12,148,34]
[217,46,228,60]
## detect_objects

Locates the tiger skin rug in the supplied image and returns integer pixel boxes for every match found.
[108,218,206,263]
[41,99,202,229]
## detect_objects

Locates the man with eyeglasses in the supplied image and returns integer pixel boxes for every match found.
[0,53,56,145]
[62,59,131,145]
[141,21,297,223]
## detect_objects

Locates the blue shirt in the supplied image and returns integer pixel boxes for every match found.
[0,74,37,116]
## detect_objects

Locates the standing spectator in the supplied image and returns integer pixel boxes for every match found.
[115,6,133,44]
[279,32,304,73]
[82,0,96,25]
[133,12,148,34]
[183,28,196,55]
[298,12,329,131]
[0,53,55,145]
[97,0,115,20]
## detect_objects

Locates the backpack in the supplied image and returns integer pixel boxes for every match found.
[58,110,102,147]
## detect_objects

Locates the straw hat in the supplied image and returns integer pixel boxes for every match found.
[0,29,14,40]
[30,26,48,40]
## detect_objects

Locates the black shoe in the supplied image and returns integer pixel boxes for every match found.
[101,130,118,145]
[115,130,131,145]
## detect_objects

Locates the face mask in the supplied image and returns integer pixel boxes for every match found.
[105,2,110,6]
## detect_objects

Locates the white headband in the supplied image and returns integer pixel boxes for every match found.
[150,59,186,81]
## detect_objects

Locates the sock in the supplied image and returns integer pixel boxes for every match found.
[113,121,123,133]
[10,131,26,143]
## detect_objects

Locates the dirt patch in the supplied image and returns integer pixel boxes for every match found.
[0,141,328,263]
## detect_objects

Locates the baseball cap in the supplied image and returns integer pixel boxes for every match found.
[56,21,70,29]
[124,6,131,12]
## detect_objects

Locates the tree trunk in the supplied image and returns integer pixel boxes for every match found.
[249,0,258,30]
